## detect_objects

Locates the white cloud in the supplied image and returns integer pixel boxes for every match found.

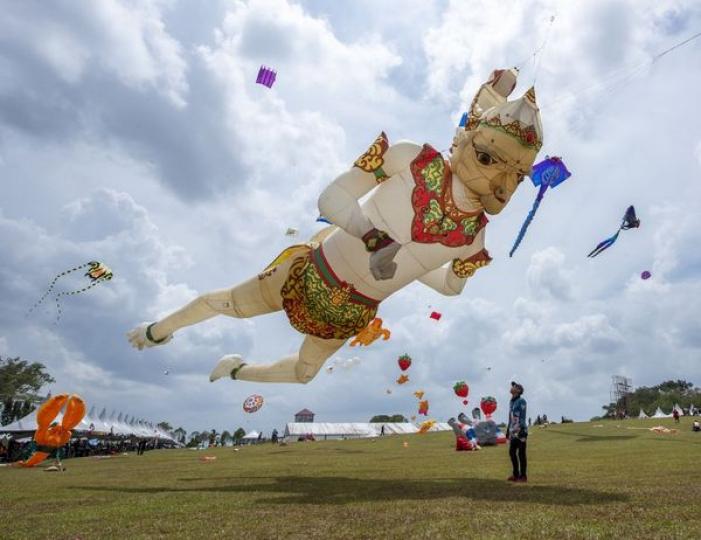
[526,247,573,301]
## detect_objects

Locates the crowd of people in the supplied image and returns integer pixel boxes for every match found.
[0,435,169,464]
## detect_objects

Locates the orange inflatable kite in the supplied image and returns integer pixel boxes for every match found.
[19,394,86,468]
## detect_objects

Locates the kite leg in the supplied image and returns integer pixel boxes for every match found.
[132,265,291,347]
[221,335,347,384]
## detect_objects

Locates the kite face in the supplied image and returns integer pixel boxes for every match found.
[451,88,543,215]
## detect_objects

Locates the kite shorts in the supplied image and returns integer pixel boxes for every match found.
[264,244,379,340]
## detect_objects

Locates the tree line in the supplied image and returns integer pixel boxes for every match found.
[600,379,700,418]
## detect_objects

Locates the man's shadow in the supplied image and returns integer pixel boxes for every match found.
[72,476,627,506]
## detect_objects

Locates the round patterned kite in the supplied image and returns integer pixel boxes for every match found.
[243,394,264,413]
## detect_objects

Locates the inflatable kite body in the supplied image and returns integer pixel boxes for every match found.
[128,68,545,386]
[19,394,86,468]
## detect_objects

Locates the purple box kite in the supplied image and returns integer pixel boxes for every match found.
[256,66,277,88]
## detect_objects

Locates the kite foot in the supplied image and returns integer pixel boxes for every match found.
[458,413,471,425]
[127,322,173,350]
[209,354,246,382]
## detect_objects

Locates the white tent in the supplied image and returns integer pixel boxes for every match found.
[241,430,262,445]
[283,422,452,441]
[652,407,672,418]
[638,409,649,419]
[690,404,697,416]
[0,408,54,432]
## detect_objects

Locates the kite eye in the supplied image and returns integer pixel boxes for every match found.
[476,151,495,166]
[517,175,525,184]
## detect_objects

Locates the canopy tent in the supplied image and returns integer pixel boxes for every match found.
[1,404,175,442]
[283,422,452,441]
[0,408,54,432]
[243,430,260,440]
[638,409,649,419]
[652,407,672,418]
[673,404,684,416]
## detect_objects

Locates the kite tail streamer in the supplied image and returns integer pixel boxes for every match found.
[587,230,621,258]
[509,183,548,257]
[26,262,94,317]
[53,277,110,324]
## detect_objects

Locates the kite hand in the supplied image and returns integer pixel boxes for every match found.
[127,322,173,350]
[369,241,401,281]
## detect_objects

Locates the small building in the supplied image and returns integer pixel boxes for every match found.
[294,408,315,423]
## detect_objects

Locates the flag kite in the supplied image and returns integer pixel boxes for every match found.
[509,156,572,257]
[256,65,277,88]
[587,205,640,258]
[430,311,442,321]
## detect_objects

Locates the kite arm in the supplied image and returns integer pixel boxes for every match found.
[318,136,422,240]
[417,231,489,296]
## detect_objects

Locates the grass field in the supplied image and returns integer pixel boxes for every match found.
[2,418,701,539]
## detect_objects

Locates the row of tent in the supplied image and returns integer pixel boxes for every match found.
[0,405,177,442]
[283,422,452,441]
[637,404,695,419]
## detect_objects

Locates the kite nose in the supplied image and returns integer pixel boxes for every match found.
[494,186,507,203]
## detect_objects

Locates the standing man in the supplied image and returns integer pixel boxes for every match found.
[507,381,528,482]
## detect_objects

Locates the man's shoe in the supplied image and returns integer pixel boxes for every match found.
[518,475,528,483]
[507,476,518,482]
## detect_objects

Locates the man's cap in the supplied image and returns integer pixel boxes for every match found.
[511,381,524,393]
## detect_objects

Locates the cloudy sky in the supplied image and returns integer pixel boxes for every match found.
[2,0,700,436]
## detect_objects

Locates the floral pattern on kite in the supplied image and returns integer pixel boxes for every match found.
[353,132,390,183]
[410,145,488,247]
[280,246,379,340]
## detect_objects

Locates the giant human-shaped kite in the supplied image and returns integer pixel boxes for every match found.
[128,68,544,385]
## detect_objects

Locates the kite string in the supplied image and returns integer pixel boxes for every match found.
[543,29,701,113]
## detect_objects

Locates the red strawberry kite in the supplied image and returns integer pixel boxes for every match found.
[398,354,412,371]
[480,396,497,418]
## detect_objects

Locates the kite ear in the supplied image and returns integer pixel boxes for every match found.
[36,394,68,429]
[62,395,86,430]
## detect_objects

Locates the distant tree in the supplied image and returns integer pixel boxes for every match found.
[601,379,701,417]
[221,430,232,444]
[1,399,14,426]
[189,431,200,443]
[173,427,187,444]
[157,421,173,433]
[389,414,407,422]
[233,427,246,443]
[0,356,55,398]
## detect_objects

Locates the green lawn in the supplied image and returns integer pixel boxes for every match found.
[2,418,701,539]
